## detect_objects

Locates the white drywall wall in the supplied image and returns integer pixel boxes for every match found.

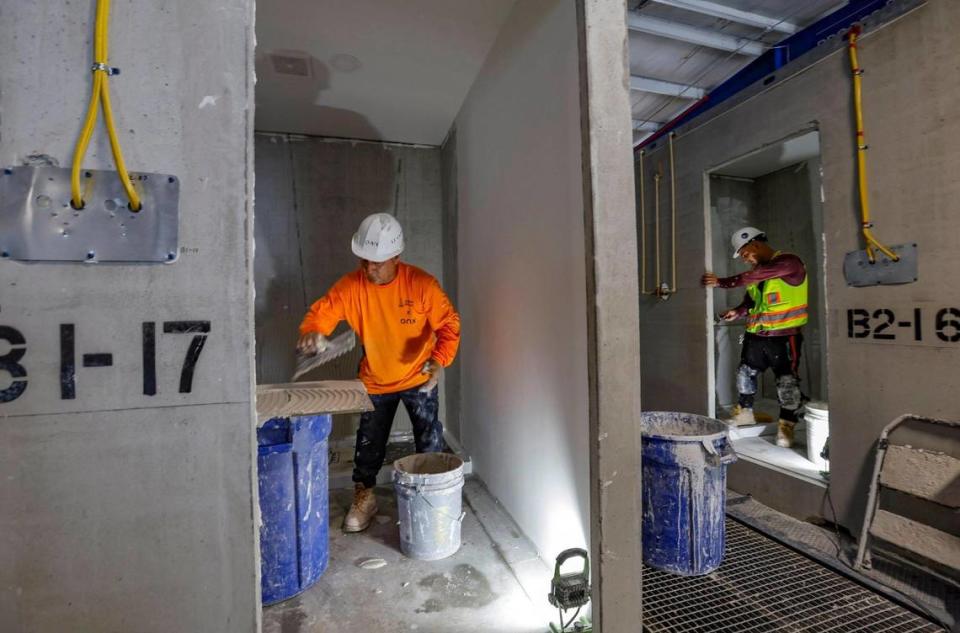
[454,0,590,561]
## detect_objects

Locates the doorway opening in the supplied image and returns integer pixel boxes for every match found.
[705,129,829,484]
[250,1,589,631]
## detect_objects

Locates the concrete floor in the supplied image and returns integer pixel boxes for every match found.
[263,479,554,633]
[731,435,826,484]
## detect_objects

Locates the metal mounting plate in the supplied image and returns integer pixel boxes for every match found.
[0,166,179,263]
[843,243,918,287]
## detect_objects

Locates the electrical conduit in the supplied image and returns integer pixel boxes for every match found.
[847,25,897,264]
[70,0,141,211]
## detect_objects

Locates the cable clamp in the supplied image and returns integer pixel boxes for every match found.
[862,222,874,229]
[91,62,120,76]
[858,144,869,150]
[853,68,864,76]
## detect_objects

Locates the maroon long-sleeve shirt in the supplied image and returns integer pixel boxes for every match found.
[719,253,806,337]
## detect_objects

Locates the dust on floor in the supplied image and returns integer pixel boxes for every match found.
[262,484,550,633]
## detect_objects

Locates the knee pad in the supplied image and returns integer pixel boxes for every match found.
[736,364,759,395]
[776,375,801,411]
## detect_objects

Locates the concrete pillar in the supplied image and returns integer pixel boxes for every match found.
[576,1,644,629]
[0,2,259,632]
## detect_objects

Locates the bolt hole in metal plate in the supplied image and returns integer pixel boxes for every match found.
[0,166,179,263]
[843,243,919,287]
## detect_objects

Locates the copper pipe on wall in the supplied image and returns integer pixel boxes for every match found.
[654,170,661,293]
[639,150,649,295]
[669,132,678,293]
[643,135,679,300]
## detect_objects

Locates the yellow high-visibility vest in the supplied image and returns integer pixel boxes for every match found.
[745,253,808,333]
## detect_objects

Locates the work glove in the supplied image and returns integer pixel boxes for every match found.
[419,359,443,393]
[296,332,329,356]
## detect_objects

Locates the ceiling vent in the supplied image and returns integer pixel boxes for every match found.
[270,52,311,77]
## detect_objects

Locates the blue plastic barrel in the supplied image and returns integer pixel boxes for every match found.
[257,414,332,605]
[641,411,737,576]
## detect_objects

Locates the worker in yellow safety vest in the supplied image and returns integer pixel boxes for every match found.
[702,227,807,448]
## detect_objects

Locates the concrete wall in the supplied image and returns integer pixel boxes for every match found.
[637,1,960,531]
[576,0,645,625]
[454,0,590,561]
[440,130,462,440]
[756,162,828,401]
[709,175,755,409]
[0,2,258,632]
[253,134,449,441]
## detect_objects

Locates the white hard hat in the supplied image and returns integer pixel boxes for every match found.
[351,213,405,262]
[731,226,765,259]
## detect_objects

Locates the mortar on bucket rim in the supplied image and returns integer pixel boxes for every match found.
[393,453,465,561]
[641,410,730,441]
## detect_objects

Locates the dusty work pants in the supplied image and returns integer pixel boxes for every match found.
[737,332,804,423]
[353,385,444,489]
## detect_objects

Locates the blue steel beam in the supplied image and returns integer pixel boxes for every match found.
[636,0,903,150]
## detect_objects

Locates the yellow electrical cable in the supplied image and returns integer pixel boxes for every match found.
[848,27,898,263]
[70,0,141,211]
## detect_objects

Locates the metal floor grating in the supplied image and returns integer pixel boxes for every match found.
[642,519,945,632]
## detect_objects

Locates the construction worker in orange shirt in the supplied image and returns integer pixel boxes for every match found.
[298,213,461,533]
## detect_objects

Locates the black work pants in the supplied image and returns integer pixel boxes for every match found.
[352,385,444,489]
[737,332,804,423]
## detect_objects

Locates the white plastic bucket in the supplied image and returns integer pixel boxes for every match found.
[393,453,465,560]
[803,402,829,470]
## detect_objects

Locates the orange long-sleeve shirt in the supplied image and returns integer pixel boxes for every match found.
[299,263,461,394]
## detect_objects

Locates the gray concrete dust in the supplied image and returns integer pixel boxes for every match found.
[262,480,548,633]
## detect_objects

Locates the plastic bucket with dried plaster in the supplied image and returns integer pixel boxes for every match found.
[393,453,465,560]
[641,411,737,576]
[803,402,829,470]
[257,414,332,605]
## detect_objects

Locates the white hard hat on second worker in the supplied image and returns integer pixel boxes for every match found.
[731,226,765,259]
[351,213,405,262]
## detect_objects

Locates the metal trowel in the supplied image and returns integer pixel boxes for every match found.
[291,330,356,381]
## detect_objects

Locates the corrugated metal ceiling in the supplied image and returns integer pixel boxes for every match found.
[630,0,847,143]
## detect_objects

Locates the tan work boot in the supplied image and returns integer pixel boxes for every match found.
[776,420,796,448]
[728,405,757,426]
[753,410,775,424]
[343,484,378,533]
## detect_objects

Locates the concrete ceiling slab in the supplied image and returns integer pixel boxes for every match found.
[255,0,516,145]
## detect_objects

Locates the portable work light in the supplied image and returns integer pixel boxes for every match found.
[548,548,592,632]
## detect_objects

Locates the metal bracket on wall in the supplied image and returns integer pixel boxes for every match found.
[843,243,918,287]
[0,166,179,263]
